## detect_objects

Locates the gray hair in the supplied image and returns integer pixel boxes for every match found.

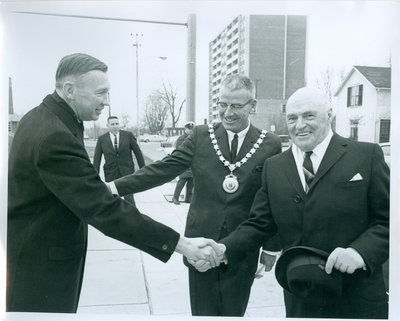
[220,74,255,98]
[55,53,108,88]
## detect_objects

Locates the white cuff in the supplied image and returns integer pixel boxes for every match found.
[262,250,281,256]
[109,181,119,195]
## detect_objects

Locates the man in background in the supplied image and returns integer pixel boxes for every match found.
[93,115,144,205]
[172,121,195,205]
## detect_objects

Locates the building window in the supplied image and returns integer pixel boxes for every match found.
[379,119,390,143]
[350,119,359,141]
[347,85,363,107]
[281,104,286,113]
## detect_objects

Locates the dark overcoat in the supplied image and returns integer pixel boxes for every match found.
[7,92,179,313]
[222,134,390,318]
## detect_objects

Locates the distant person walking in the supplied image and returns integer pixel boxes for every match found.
[93,115,145,205]
[172,121,195,205]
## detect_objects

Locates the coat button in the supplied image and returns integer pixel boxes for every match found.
[293,195,301,203]
[162,244,168,250]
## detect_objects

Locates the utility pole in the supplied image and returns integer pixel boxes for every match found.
[186,14,196,122]
[132,33,143,140]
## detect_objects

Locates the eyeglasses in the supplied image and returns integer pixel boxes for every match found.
[217,99,253,110]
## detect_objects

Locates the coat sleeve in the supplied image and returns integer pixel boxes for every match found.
[92,136,103,173]
[35,131,180,262]
[348,144,390,274]
[129,132,145,168]
[114,128,197,197]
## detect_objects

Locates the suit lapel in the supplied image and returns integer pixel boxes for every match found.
[308,134,347,192]
[214,124,231,161]
[282,149,307,197]
[235,124,258,161]
[118,131,124,150]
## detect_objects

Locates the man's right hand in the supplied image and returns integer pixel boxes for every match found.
[175,237,225,268]
[187,243,227,272]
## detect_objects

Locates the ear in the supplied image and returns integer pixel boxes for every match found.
[250,99,257,113]
[62,81,75,100]
[327,108,333,120]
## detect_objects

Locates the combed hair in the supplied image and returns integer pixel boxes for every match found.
[55,53,108,88]
[220,74,255,97]
[107,116,118,122]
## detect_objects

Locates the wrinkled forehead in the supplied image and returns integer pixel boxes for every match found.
[286,87,329,113]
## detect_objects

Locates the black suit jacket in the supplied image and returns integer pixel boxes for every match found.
[93,130,145,182]
[7,91,179,313]
[221,134,390,317]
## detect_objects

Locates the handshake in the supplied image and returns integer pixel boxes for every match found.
[175,236,227,272]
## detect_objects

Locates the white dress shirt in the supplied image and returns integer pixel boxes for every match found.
[109,131,120,148]
[291,129,334,191]
[226,121,251,157]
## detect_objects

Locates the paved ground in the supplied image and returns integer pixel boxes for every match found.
[76,140,285,317]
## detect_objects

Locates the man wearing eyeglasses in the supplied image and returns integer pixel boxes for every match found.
[108,74,282,316]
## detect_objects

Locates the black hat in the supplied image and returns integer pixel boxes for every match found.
[275,246,343,304]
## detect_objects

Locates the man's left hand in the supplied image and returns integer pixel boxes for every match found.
[325,247,365,274]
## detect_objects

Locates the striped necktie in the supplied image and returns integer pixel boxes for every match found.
[303,151,315,192]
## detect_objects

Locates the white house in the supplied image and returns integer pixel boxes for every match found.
[334,66,391,143]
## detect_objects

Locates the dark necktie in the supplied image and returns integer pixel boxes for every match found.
[230,134,238,162]
[113,134,118,150]
[303,151,315,192]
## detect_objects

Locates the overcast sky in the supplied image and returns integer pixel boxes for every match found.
[1,1,398,128]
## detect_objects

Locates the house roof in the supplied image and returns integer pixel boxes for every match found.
[334,65,391,95]
[354,66,391,88]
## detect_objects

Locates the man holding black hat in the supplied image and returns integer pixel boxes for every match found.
[171,121,195,205]
[219,87,389,318]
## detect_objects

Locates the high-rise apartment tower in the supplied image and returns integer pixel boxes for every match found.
[209,15,307,133]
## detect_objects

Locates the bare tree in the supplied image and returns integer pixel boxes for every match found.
[120,113,131,129]
[159,81,185,128]
[316,66,347,108]
[143,90,169,134]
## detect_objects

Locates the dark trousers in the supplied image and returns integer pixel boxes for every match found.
[173,177,193,202]
[188,259,257,316]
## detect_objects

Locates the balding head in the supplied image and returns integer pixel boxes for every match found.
[287,87,330,114]
[286,87,333,152]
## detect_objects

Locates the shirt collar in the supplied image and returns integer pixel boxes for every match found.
[292,129,334,159]
[226,121,251,141]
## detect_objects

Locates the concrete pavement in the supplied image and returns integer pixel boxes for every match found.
[76,140,285,317]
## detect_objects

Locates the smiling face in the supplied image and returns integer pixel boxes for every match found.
[218,87,255,133]
[71,70,110,121]
[107,117,120,135]
[286,87,332,152]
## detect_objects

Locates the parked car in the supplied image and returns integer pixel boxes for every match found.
[379,142,390,168]
[279,134,291,150]
[160,135,180,148]
[139,134,167,143]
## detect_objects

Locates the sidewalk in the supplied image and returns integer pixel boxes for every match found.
[77,180,285,317]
